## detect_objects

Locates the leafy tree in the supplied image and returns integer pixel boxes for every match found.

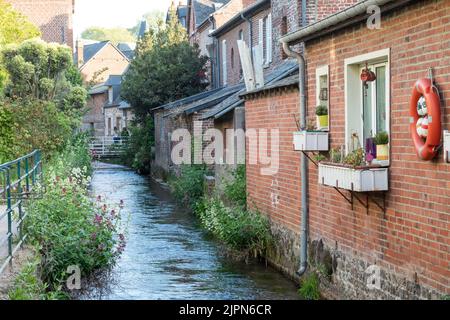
[0,0,40,46]
[1,39,87,109]
[0,0,41,95]
[81,27,136,44]
[122,7,208,119]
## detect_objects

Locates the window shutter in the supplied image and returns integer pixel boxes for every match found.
[267,14,272,63]
[222,40,227,86]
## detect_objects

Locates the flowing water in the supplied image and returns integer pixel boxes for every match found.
[79,163,299,300]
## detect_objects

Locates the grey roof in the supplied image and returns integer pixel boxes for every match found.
[154,87,224,111]
[137,20,148,39]
[88,83,108,95]
[193,0,230,27]
[241,74,299,97]
[163,83,243,118]
[83,41,109,62]
[201,59,299,119]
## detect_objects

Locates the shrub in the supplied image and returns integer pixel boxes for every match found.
[8,252,66,300]
[169,164,208,209]
[24,139,125,290]
[121,116,154,173]
[223,165,246,208]
[298,273,321,300]
[0,98,75,161]
[195,197,272,257]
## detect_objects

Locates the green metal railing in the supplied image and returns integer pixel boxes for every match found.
[0,150,42,274]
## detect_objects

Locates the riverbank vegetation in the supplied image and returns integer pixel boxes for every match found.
[0,4,124,299]
[169,165,273,260]
[8,136,126,299]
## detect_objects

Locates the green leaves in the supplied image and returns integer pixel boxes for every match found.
[122,14,208,120]
[1,40,84,108]
[0,0,41,47]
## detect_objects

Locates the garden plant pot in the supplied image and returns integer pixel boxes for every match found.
[318,163,389,192]
[293,131,329,151]
[376,144,389,161]
[317,115,329,130]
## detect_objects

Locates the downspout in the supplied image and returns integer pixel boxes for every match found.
[240,12,253,64]
[281,0,309,277]
[209,16,220,89]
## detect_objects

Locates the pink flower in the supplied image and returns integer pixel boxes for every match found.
[91,232,97,240]
[94,214,103,224]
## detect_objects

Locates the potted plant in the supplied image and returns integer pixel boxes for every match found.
[373,131,389,161]
[318,148,389,192]
[293,117,329,152]
[316,105,329,130]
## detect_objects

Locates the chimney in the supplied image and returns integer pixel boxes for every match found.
[76,39,84,67]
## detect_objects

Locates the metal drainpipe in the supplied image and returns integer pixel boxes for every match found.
[241,12,253,64]
[281,0,309,276]
[209,16,220,89]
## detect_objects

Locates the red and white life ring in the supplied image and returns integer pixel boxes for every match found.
[409,78,441,161]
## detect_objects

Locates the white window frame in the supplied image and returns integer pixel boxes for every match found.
[316,65,329,131]
[344,48,390,157]
[258,14,272,66]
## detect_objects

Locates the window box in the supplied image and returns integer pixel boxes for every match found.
[444,130,450,163]
[318,163,389,192]
[293,131,329,152]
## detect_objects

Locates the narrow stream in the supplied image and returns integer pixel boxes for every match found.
[80,163,299,300]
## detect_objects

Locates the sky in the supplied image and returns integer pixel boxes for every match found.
[74,0,173,36]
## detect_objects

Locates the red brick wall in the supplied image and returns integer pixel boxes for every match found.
[5,0,74,50]
[217,7,271,86]
[245,0,450,297]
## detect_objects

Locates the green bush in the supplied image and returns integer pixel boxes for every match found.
[298,273,321,300]
[121,116,154,173]
[195,197,272,257]
[0,98,75,162]
[224,165,247,208]
[8,252,66,300]
[24,138,125,290]
[169,164,208,209]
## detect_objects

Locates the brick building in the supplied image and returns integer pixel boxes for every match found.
[186,0,258,88]
[76,40,130,84]
[5,0,75,50]
[242,0,449,299]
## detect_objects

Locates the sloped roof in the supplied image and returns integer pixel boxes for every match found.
[163,83,243,118]
[83,41,109,62]
[193,0,230,27]
[201,59,299,119]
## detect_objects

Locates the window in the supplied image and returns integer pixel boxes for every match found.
[107,117,112,136]
[258,14,272,65]
[222,40,227,85]
[238,29,244,41]
[316,65,329,131]
[345,49,390,159]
